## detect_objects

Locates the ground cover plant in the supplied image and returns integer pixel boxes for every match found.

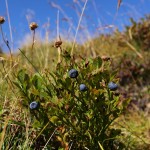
[0,1,150,150]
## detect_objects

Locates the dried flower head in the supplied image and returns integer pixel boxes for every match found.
[54,41,62,48]
[0,16,5,24]
[53,36,62,48]
[29,22,38,30]
[101,56,110,61]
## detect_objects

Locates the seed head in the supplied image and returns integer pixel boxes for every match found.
[55,41,62,48]
[101,56,110,61]
[29,22,38,30]
[0,16,5,24]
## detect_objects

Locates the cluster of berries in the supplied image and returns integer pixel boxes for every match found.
[68,68,118,90]
[30,68,118,110]
[68,69,88,92]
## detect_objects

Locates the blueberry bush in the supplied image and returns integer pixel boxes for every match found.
[14,50,128,149]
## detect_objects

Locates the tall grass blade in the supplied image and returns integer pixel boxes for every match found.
[71,0,88,56]
[98,141,104,150]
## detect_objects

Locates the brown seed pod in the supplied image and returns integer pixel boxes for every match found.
[0,16,5,24]
[29,22,38,30]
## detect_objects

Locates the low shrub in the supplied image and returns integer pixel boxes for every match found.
[14,51,128,149]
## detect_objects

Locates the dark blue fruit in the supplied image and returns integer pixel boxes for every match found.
[108,82,118,91]
[69,69,78,78]
[29,101,39,110]
[79,84,87,91]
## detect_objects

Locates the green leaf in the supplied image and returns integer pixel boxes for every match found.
[13,81,22,89]
[92,57,102,70]
[50,116,59,124]
[49,72,57,84]
[30,89,40,96]
[122,98,131,109]
[32,119,43,128]
[17,69,25,82]
[45,84,53,97]
[17,69,29,83]
[32,74,43,90]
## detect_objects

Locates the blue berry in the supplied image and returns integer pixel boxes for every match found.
[69,69,78,78]
[108,82,118,91]
[29,101,39,110]
[79,84,87,91]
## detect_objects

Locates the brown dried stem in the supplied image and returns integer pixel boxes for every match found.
[0,24,13,61]
[31,29,35,62]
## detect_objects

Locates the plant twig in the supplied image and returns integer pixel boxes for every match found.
[31,29,35,62]
[125,41,143,59]
[29,22,38,62]
[5,0,13,52]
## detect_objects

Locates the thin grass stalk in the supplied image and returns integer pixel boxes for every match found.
[1,60,17,96]
[5,0,13,52]
[71,0,88,56]
[18,48,41,75]
[125,41,143,58]
[98,141,104,150]
[0,25,13,61]
[0,117,9,149]
[69,141,73,150]
[57,10,61,63]
[32,122,50,145]
[42,128,57,149]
